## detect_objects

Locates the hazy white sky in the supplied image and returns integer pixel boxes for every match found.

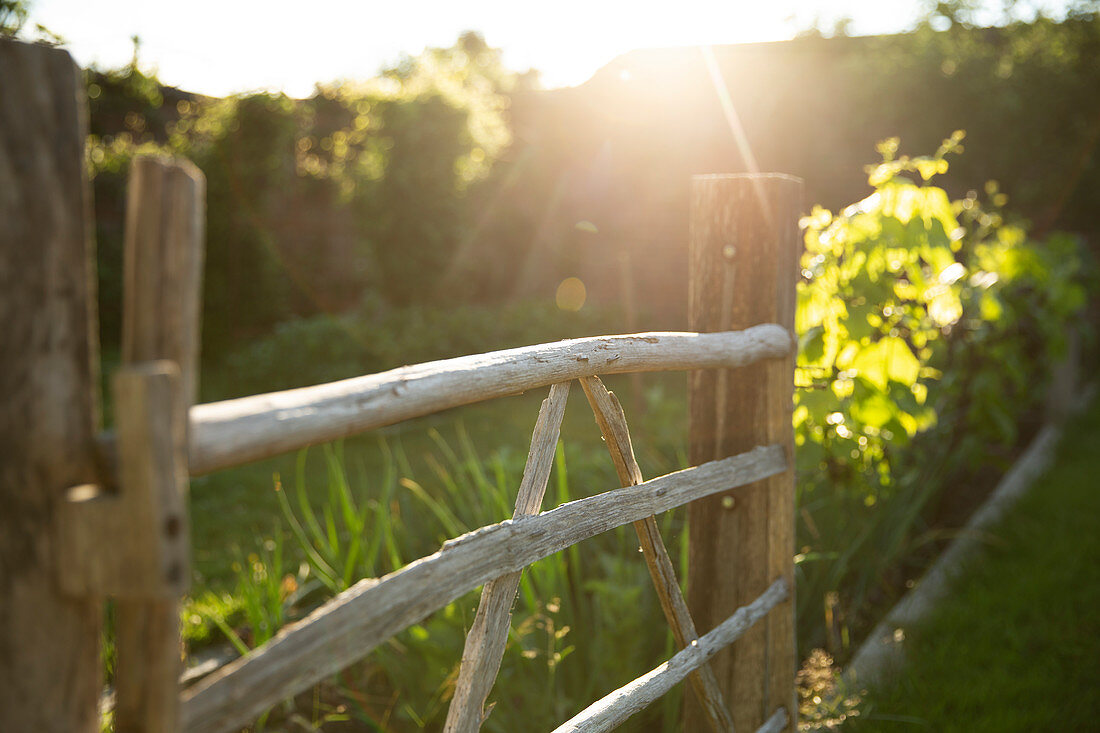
[27,0,1071,96]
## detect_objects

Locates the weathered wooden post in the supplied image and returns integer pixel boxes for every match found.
[113,155,206,733]
[49,153,204,732]
[0,38,104,732]
[686,174,801,731]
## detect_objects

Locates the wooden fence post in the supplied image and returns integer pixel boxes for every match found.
[114,155,206,733]
[686,174,801,731]
[0,38,103,733]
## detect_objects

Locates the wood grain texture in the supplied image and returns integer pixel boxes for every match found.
[443,382,570,732]
[0,38,102,733]
[121,155,206,415]
[579,376,734,733]
[182,446,786,733]
[551,578,789,733]
[687,174,801,732]
[188,326,791,475]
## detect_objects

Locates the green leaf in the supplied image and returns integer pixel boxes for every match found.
[799,326,826,364]
[852,337,920,391]
[797,386,835,423]
[850,392,897,428]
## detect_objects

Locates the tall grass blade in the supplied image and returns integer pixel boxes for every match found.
[273,473,340,589]
[294,451,331,564]
[399,476,466,539]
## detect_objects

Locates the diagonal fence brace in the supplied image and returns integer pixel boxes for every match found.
[444,381,572,732]
[580,375,735,733]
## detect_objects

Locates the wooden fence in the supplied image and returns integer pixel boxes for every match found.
[0,39,801,733]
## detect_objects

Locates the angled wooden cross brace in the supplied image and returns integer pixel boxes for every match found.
[444,381,572,732]
[444,375,737,733]
[579,375,735,733]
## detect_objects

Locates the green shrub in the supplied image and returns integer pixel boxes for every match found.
[793,133,1094,655]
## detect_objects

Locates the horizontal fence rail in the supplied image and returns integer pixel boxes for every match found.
[551,577,790,733]
[187,326,792,475]
[181,445,787,733]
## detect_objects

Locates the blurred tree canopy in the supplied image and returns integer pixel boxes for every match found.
[483,11,1100,321]
[82,15,1100,359]
[88,31,522,355]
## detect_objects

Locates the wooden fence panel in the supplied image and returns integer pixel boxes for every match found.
[0,37,102,733]
[182,446,786,733]
[0,48,802,729]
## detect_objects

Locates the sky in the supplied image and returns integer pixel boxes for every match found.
[26,0,1075,97]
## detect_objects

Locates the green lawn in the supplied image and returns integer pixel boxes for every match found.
[844,394,1100,731]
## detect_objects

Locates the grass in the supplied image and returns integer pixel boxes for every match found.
[843,393,1100,731]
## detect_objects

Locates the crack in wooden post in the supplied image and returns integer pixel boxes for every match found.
[579,376,736,733]
[443,381,571,732]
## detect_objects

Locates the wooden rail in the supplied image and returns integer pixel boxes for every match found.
[182,445,786,733]
[187,325,792,475]
[551,578,789,733]
[756,707,791,733]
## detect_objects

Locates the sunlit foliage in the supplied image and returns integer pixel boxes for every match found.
[793,134,1093,653]
[797,132,968,499]
[86,32,520,353]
